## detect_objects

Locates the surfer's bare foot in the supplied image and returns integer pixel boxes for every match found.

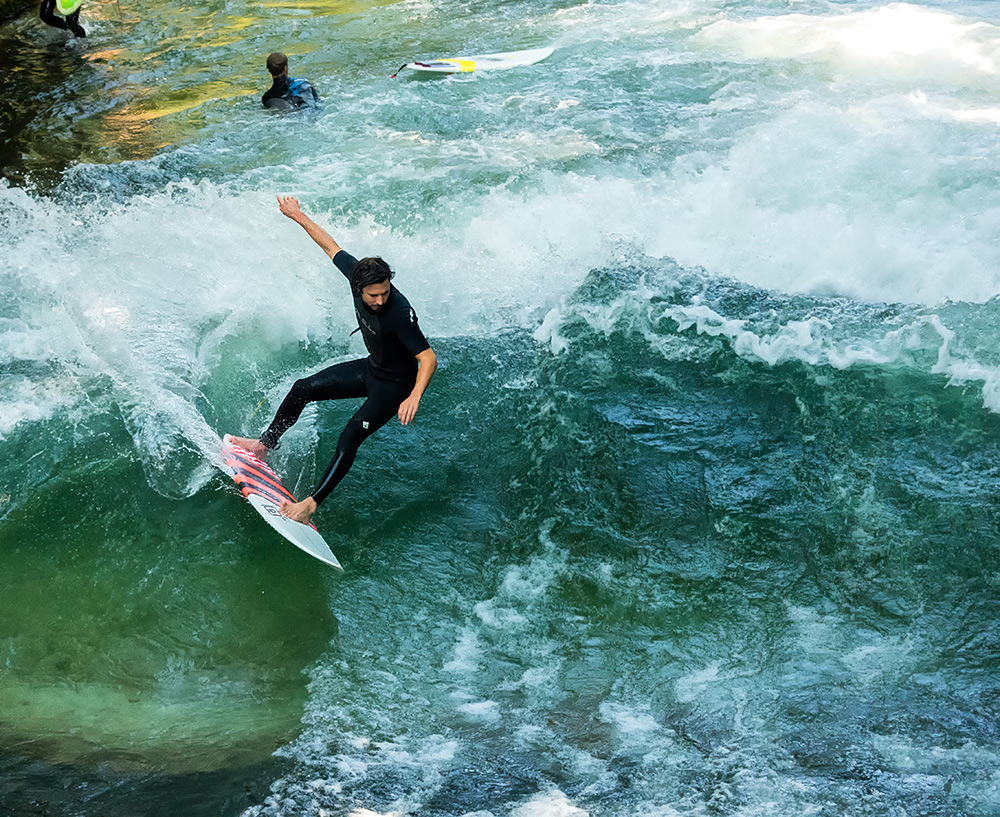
[227,435,269,459]
[281,496,317,526]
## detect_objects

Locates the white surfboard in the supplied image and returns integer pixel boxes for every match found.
[393,46,555,76]
[222,436,343,570]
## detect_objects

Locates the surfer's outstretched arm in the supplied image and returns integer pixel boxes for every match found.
[277,195,343,260]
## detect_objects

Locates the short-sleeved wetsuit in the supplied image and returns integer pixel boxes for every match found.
[258,251,429,505]
[262,76,320,109]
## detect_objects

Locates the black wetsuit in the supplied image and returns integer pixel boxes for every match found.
[262,76,319,109]
[259,251,430,505]
[40,0,85,37]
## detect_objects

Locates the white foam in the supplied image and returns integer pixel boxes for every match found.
[347,810,406,817]
[443,627,482,674]
[0,376,82,438]
[473,523,569,630]
[554,0,704,41]
[510,789,589,817]
[1,181,361,491]
[674,661,724,705]
[536,278,1000,413]
[696,4,1000,80]
[599,700,668,755]
[456,699,502,723]
[872,733,1000,804]
[638,6,1000,309]
[842,637,916,686]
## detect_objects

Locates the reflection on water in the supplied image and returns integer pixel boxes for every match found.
[0,0,387,188]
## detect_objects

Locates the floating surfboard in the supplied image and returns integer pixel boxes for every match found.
[222,436,342,570]
[391,46,555,77]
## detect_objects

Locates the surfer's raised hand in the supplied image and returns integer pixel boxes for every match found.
[277,194,303,220]
[277,195,343,260]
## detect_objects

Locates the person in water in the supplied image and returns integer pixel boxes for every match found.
[229,196,437,526]
[262,52,319,109]
[39,0,85,38]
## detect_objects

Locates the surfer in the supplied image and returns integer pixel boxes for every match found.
[229,196,436,526]
[262,52,319,109]
[39,0,86,37]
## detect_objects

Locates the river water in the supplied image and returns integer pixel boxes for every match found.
[2,0,1000,815]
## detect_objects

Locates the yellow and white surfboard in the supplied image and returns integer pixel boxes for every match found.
[395,46,554,76]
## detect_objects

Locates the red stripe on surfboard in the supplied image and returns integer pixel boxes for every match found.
[223,447,288,491]
[235,481,288,509]
[223,450,296,502]
[226,456,293,500]
[223,441,321,532]
[233,471,295,506]
[227,461,293,501]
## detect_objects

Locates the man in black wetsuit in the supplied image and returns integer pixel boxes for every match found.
[39,0,85,38]
[262,52,319,109]
[229,196,437,526]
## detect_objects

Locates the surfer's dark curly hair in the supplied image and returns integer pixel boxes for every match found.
[352,256,394,292]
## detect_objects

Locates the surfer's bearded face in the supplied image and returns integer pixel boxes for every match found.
[361,280,391,311]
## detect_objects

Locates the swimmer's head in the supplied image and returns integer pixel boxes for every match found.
[266,52,289,77]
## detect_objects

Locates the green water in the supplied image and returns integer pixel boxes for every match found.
[0,421,335,764]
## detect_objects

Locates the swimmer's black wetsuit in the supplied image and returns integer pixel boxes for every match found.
[258,251,430,505]
[39,0,85,37]
[261,76,319,109]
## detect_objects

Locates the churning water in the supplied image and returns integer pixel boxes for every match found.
[3,0,1000,814]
